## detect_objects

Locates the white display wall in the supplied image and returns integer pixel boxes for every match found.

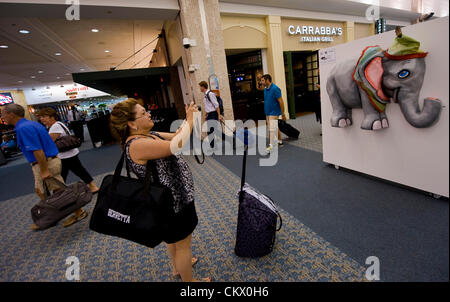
[23,83,109,105]
[319,17,449,198]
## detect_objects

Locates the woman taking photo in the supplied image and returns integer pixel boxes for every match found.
[109,98,210,282]
[38,108,99,227]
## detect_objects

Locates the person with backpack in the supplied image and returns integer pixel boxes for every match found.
[199,81,223,148]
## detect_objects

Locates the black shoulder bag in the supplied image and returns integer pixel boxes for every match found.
[89,152,175,248]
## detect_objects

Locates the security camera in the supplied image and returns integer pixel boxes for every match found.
[183,38,196,49]
[183,38,191,48]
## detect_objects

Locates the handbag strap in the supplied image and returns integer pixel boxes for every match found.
[114,137,160,191]
[57,122,72,136]
[42,176,68,199]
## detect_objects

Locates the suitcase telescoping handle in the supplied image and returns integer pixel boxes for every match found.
[240,128,249,192]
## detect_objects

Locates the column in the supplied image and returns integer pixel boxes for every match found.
[344,21,355,43]
[265,15,289,118]
[177,0,234,120]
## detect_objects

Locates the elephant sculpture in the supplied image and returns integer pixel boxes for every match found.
[326,43,442,130]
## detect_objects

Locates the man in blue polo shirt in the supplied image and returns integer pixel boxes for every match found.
[1,104,67,230]
[262,74,286,152]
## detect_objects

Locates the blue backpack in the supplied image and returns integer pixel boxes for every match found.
[206,91,224,115]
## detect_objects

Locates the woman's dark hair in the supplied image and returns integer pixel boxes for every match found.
[37,107,57,119]
[109,98,138,145]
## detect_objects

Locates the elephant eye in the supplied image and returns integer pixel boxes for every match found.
[398,69,410,79]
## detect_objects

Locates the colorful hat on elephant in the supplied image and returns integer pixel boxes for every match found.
[384,35,428,60]
[352,45,391,112]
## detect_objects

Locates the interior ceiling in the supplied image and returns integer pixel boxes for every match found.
[0,17,164,90]
[0,0,178,91]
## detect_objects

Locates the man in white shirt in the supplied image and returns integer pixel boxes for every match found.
[199,81,222,148]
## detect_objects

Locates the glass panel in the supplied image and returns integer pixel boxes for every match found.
[313,62,318,68]
[307,70,312,77]
[307,78,313,84]
[313,70,318,76]
[307,63,312,70]
[314,76,318,83]
[308,84,313,91]
[306,56,312,63]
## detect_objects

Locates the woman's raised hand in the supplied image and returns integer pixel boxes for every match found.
[185,102,198,122]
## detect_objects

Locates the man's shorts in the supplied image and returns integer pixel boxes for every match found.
[31,157,65,194]
[266,115,280,132]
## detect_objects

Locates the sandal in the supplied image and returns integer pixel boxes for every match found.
[63,210,88,227]
[172,257,199,278]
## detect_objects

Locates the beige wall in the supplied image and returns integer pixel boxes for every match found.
[148,34,169,68]
[222,15,267,49]
[355,23,373,40]
[164,20,183,66]
[0,90,31,120]
[281,18,345,51]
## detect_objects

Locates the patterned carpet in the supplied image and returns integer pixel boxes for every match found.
[0,155,367,282]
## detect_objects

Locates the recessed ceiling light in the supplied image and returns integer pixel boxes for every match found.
[56,76,60,79]
[31,76,36,79]
[80,68,85,71]
[19,29,30,34]
[38,70,44,74]
[104,50,110,53]
[91,29,99,33]
[55,52,62,56]
[18,80,23,83]
[0,45,8,49]
[65,73,70,76]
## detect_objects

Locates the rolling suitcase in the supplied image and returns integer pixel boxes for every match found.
[0,149,6,166]
[278,120,300,139]
[234,129,282,258]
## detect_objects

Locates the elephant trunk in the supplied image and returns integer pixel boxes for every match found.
[398,91,442,128]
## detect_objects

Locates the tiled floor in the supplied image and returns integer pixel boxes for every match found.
[282,113,323,153]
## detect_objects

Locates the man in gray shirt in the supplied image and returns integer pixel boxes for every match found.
[199,81,222,148]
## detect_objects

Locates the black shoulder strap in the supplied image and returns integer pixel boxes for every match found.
[206,91,215,106]
[124,136,160,186]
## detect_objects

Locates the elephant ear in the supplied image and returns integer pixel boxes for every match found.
[353,46,390,112]
[364,57,390,102]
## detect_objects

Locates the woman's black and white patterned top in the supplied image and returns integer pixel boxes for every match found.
[124,132,194,213]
